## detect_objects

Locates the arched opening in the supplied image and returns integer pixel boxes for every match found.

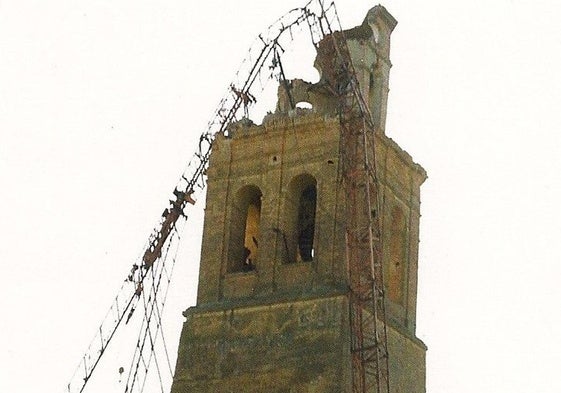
[284,174,317,263]
[295,101,313,110]
[228,185,262,272]
[388,205,406,304]
[297,185,316,261]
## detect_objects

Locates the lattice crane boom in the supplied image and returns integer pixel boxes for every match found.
[337,53,390,393]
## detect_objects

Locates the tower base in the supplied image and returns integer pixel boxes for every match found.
[171,293,425,393]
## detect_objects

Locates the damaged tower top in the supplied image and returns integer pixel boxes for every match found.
[276,5,396,133]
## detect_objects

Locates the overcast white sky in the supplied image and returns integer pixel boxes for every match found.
[2,0,561,392]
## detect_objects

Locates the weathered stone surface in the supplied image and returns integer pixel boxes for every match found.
[172,295,351,393]
[172,295,426,393]
[387,323,427,393]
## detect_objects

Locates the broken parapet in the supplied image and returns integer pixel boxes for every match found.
[275,5,397,134]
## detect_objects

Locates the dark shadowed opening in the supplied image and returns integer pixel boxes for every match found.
[228,185,262,272]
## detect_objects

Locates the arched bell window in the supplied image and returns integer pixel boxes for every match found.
[297,185,316,261]
[228,185,262,272]
[284,174,317,263]
[388,205,406,304]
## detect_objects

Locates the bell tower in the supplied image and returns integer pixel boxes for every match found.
[172,5,427,393]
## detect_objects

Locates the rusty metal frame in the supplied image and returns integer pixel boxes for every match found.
[318,9,391,393]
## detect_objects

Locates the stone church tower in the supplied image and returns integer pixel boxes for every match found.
[171,6,427,393]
